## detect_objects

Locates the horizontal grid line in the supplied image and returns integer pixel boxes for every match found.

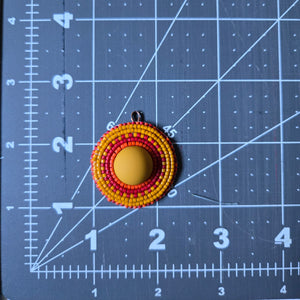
[17,203,300,210]
[73,141,300,146]
[18,79,300,84]
[30,263,300,280]
[75,17,300,22]
[31,267,300,273]
[19,17,300,22]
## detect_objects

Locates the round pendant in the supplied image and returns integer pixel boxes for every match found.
[91,112,177,208]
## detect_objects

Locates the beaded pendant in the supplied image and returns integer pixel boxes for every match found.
[91,112,177,208]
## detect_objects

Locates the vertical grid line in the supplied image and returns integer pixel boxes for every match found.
[155,0,160,286]
[92,0,96,227]
[216,0,223,285]
[155,0,158,126]
[277,0,285,226]
[28,0,34,269]
[216,0,222,227]
[219,251,223,283]
[156,251,159,285]
[282,249,285,282]
[29,0,33,269]
[93,252,96,285]
[155,0,159,229]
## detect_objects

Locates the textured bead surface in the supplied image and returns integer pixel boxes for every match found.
[91,122,177,208]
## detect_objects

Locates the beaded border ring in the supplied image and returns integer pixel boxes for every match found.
[91,112,177,208]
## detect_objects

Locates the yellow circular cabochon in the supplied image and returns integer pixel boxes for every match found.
[113,146,153,185]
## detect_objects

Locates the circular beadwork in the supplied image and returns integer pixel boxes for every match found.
[91,121,177,208]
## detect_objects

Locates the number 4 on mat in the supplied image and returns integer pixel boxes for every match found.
[274,227,292,248]
[53,12,73,28]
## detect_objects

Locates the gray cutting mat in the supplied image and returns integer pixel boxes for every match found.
[1,0,300,299]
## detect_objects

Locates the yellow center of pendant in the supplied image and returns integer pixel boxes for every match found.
[113,146,153,185]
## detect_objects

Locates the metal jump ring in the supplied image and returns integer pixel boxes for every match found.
[131,111,142,122]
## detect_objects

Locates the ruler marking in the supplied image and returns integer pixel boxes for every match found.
[19,143,49,146]
[20,80,49,83]
[259,263,262,277]
[27,0,34,270]
[132,264,135,279]
[110,264,112,279]
[20,18,51,22]
[108,264,113,279]
[25,11,39,14]
[25,49,39,52]
[25,3,39,6]
[24,0,41,271]
[28,263,300,275]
